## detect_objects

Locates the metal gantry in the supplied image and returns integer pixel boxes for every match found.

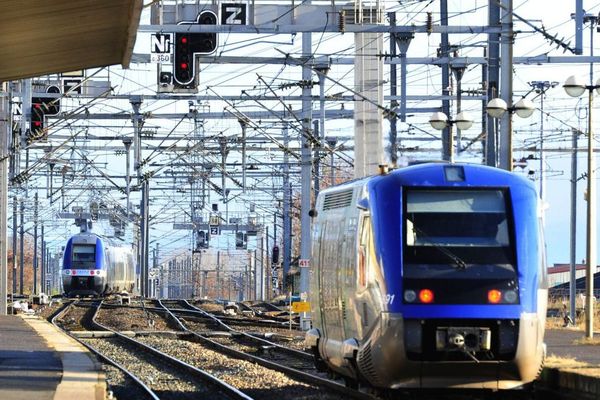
[0,1,598,318]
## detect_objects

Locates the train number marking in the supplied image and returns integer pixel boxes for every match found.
[385,294,395,305]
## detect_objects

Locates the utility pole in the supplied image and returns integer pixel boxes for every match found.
[140,180,150,297]
[498,0,514,170]
[388,12,398,166]
[486,1,500,166]
[0,83,8,315]
[282,125,291,281]
[440,0,451,161]
[123,137,132,217]
[529,80,558,200]
[12,197,17,294]
[131,96,146,296]
[299,11,313,330]
[41,226,45,294]
[33,192,38,295]
[570,129,578,322]
[19,199,24,295]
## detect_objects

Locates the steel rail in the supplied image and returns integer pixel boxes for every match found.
[51,300,160,400]
[157,299,377,400]
[92,301,254,400]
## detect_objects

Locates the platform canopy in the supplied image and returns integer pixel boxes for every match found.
[0,0,142,81]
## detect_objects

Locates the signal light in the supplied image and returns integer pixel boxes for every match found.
[30,103,45,142]
[272,245,280,264]
[173,10,218,87]
[488,289,502,304]
[29,85,61,143]
[419,289,434,303]
[236,231,247,249]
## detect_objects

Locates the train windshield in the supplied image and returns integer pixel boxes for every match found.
[403,189,516,279]
[72,244,96,268]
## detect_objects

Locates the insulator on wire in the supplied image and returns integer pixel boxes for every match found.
[426,12,433,35]
[339,10,346,33]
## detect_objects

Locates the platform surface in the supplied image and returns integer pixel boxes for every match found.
[0,314,105,400]
[0,314,62,399]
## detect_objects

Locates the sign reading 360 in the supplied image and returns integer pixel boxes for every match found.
[221,3,248,25]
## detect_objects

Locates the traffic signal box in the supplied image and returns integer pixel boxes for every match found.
[30,85,60,143]
[174,10,217,88]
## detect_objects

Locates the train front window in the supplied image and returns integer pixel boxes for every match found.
[404,189,516,280]
[72,244,96,268]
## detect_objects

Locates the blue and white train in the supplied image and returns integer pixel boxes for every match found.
[306,163,547,391]
[62,230,136,297]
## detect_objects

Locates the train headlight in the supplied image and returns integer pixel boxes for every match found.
[488,289,502,304]
[418,289,434,304]
[404,290,417,303]
[504,290,518,303]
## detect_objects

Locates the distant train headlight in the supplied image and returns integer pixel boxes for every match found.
[504,290,518,303]
[404,290,417,303]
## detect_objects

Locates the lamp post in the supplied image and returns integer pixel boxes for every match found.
[429,111,474,163]
[563,75,600,339]
[486,97,535,170]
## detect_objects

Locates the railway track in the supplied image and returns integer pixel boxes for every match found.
[52,300,159,400]
[157,299,376,400]
[47,297,539,400]
[94,300,372,400]
[53,300,253,400]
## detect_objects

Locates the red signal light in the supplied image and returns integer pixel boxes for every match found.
[488,289,502,304]
[419,289,434,303]
[181,36,188,44]
[180,62,188,70]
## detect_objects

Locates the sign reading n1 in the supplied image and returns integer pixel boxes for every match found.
[150,33,173,63]
[221,3,248,25]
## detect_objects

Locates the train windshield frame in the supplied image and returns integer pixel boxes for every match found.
[403,188,516,280]
[71,243,97,269]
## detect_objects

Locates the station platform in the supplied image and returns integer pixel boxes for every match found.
[0,314,106,400]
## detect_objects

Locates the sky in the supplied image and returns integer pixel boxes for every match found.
[23,0,600,270]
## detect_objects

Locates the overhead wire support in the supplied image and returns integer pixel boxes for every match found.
[207,86,301,160]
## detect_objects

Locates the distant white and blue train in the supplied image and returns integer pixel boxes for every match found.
[306,163,547,391]
[62,229,136,297]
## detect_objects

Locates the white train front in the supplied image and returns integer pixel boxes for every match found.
[62,231,136,296]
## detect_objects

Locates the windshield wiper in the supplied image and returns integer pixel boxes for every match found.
[412,226,468,270]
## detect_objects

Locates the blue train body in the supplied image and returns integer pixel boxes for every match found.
[306,163,547,390]
[62,231,136,296]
